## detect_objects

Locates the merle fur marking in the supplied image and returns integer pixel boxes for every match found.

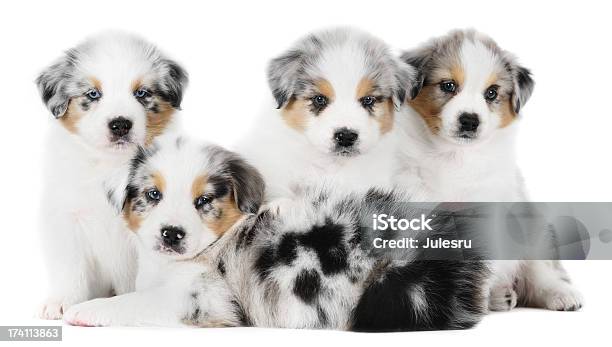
[293,269,322,304]
[208,187,489,331]
[267,28,417,111]
[36,35,188,119]
[400,29,534,115]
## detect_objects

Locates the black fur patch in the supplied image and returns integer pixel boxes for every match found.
[232,300,251,326]
[299,220,348,275]
[217,260,226,276]
[277,233,299,265]
[254,244,277,280]
[253,219,348,281]
[351,261,487,332]
[292,269,321,304]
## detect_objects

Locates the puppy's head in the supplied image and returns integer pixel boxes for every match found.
[268,28,418,157]
[36,32,188,152]
[402,29,534,146]
[122,137,264,260]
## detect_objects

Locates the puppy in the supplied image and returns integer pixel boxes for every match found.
[64,136,489,331]
[36,32,188,319]
[237,27,418,200]
[395,29,582,311]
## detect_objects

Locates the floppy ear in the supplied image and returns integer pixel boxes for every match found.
[392,59,421,110]
[36,50,78,118]
[511,65,534,114]
[226,155,265,214]
[156,58,189,109]
[104,145,151,214]
[267,49,306,109]
[207,145,266,214]
[400,48,431,101]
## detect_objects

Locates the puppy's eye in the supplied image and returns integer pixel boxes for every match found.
[85,89,102,100]
[360,96,377,108]
[146,189,162,202]
[134,88,151,99]
[312,95,328,108]
[485,86,498,101]
[440,81,457,93]
[194,195,212,209]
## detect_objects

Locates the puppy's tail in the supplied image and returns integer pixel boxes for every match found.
[350,260,489,332]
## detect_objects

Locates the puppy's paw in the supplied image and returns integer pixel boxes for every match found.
[38,300,64,320]
[488,285,518,311]
[544,285,583,311]
[63,299,122,327]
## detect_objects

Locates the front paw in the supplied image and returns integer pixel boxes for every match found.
[544,285,583,311]
[39,300,64,320]
[64,298,122,327]
[489,285,518,311]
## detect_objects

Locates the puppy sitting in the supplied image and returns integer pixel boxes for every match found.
[395,29,582,311]
[36,32,187,319]
[64,136,489,331]
[237,27,418,200]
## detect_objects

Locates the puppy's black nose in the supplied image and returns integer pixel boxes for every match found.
[108,117,133,137]
[160,225,186,248]
[334,128,359,147]
[458,113,480,132]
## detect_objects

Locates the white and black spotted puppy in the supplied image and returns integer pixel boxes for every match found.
[36,32,188,319]
[237,27,419,200]
[394,29,582,311]
[64,136,489,331]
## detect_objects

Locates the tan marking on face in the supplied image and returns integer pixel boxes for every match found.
[191,174,208,201]
[375,99,394,135]
[151,171,166,193]
[206,195,244,236]
[316,79,335,100]
[131,78,143,92]
[59,99,84,134]
[90,77,102,91]
[146,100,175,145]
[486,73,498,88]
[280,79,335,132]
[123,200,142,232]
[499,99,516,128]
[409,85,443,134]
[281,98,308,132]
[356,78,375,99]
[451,65,465,86]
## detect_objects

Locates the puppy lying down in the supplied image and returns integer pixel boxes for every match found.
[64,136,488,332]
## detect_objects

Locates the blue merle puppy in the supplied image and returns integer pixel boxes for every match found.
[63,135,488,331]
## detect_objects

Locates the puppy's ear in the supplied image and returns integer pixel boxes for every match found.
[510,65,534,114]
[227,155,265,214]
[104,146,149,214]
[392,59,421,110]
[267,49,306,109]
[36,50,78,118]
[157,59,189,109]
[207,145,266,214]
[400,48,431,101]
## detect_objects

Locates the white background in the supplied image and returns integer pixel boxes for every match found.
[0,0,610,346]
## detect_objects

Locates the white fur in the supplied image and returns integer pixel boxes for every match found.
[395,36,582,312]
[39,122,138,319]
[237,102,399,200]
[38,33,182,319]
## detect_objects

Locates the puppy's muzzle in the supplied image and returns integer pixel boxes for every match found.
[160,225,186,251]
[457,113,480,138]
[108,117,133,139]
[333,128,359,148]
